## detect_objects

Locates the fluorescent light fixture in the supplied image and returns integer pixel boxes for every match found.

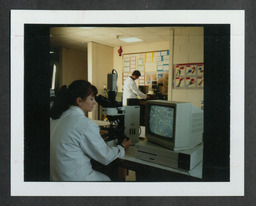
[120,37,143,43]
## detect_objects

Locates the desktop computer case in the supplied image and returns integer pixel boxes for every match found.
[135,140,203,171]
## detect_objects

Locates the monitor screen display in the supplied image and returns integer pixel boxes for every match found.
[149,105,174,138]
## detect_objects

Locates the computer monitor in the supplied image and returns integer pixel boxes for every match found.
[145,100,203,151]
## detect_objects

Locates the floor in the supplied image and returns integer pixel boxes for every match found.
[125,170,136,181]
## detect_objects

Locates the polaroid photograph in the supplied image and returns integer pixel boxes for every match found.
[10,10,244,197]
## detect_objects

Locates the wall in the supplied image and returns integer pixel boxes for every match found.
[113,27,204,109]
[114,41,170,93]
[171,27,204,108]
[60,47,87,86]
[88,42,114,119]
[59,27,204,120]
[173,27,204,63]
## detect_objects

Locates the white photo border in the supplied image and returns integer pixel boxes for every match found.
[10,10,245,196]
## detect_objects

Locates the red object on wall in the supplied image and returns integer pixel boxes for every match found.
[118,46,122,56]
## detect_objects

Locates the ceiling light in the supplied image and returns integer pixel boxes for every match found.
[119,37,143,43]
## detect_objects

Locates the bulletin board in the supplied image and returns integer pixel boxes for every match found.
[122,50,170,91]
[173,63,204,89]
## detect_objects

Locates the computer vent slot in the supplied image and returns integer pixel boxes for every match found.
[129,128,136,135]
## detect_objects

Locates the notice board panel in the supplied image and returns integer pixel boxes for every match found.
[123,50,170,91]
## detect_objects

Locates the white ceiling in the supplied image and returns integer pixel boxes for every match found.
[50,26,174,51]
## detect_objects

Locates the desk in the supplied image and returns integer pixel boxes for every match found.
[93,124,203,182]
[93,139,203,182]
[92,146,202,182]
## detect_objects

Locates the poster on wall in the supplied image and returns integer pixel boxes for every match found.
[122,50,170,92]
[145,62,157,72]
[175,77,185,88]
[173,63,204,89]
[137,58,144,71]
[175,65,186,77]
[197,64,204,75]
[185,77,196,88]
[145,73,152,85]
[185,65,197,76]
[197,76,204,87]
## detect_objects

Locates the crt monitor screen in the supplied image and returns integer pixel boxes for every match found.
[149,105,174,138]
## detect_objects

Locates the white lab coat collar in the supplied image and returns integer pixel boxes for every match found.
[64,105,85,116]
[129,76,135,80]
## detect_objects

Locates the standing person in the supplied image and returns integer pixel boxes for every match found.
[50,80,131,181]
[122,70,147,106]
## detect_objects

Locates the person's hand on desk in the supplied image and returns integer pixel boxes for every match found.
[121,137,131,149]
[146,95,151,99]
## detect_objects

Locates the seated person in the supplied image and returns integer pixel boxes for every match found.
[50,80,131,181]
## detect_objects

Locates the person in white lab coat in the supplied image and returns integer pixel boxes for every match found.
[50,80,131,181]
[122,70,147,106]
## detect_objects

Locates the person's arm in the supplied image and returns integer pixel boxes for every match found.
[79,123,126,165]
[130,81,147,99]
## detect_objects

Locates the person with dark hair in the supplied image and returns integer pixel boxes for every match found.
[122,70,147,105]
[50,80,131,181]
[91,85,98,96]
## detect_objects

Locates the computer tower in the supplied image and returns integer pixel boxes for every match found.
[124,106,140,145]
